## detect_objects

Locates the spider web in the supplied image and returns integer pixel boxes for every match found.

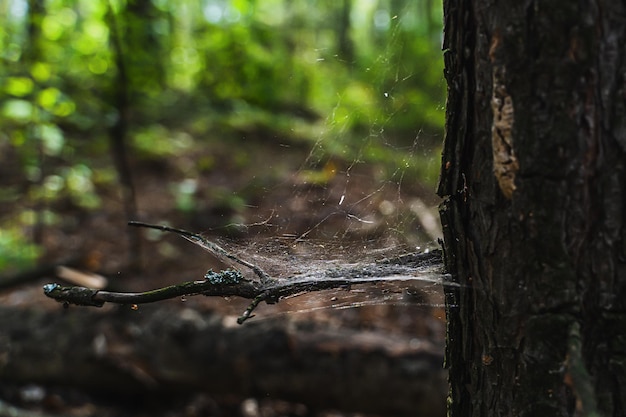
[111,3,451,326]
[191,6,447,321]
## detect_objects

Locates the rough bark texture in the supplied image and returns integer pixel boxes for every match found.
[0,306,447,416]
[438,1,626,416]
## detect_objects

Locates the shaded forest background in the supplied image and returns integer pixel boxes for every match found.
[1,0,444,274]
[0,1,446,415]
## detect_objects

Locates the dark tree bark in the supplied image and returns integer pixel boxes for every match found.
[438,1,626,416]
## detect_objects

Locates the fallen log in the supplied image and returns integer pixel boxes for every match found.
[0,305,447,416]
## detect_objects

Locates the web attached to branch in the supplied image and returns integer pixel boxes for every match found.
[45,221,453,325]
[180,5,446,320]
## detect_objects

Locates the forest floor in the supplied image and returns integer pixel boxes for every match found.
[0,133,446,417]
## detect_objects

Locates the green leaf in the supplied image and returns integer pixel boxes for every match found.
[4,77,34,97]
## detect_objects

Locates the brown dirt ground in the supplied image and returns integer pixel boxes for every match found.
[1,138,446,417]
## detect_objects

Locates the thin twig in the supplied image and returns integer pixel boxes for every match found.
[43,270,357,324]
[237,292,270,324]
[128,221,273,284]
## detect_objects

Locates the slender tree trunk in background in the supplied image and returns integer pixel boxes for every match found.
[25,0,44,61]
[437,1,626,416]
[105,0,168,271]
[26,0,45,246]
[337,0,354,64]
[123,0,166,89]
[104,5,140,271]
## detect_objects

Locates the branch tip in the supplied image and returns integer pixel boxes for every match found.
[128,220,275,283]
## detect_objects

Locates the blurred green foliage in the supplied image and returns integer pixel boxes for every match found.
[0,0,444,269]
[0,226,42,273]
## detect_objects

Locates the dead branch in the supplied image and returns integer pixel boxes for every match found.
[43,222,447,324]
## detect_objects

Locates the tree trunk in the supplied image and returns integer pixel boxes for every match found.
[438,1,626,416]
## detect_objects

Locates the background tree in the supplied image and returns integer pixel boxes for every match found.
[0,0,445,271]
[438,0,626,415]
[0,2,449,415]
